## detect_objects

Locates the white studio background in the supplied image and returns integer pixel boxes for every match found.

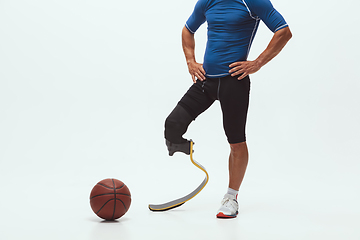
[0,0,359,239]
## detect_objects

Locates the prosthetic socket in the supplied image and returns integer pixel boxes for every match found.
[164,104,194,156]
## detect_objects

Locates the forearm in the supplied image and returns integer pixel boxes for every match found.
[255,27,292,68]
[182,26,196,64]
[182,26,206,81]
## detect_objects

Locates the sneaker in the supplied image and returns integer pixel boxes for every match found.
[216,194,239,218]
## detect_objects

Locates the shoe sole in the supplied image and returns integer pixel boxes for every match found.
[216,211,238,219]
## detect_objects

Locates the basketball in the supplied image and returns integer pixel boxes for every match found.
[90,178,131,220]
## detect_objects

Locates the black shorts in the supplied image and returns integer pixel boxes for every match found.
[178,75,250,144]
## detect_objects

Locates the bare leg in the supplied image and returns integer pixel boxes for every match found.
[228,141,249,191]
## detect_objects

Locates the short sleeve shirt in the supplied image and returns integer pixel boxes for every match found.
[185,0,288,77]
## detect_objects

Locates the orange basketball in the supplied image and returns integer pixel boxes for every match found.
[90,178,131,220]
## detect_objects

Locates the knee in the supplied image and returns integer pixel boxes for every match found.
[230,141,247,154]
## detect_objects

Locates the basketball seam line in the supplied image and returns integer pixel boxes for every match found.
[90,193,130,199]
[116,198,127,211]
[96,199,113,214]
[112,179,116,220]
[97,183,125,190]
[97,183,113,189]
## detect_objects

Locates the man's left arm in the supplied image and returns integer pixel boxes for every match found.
[229,26,292,80]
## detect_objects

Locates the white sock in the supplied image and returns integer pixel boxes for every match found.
[226,188,239,199]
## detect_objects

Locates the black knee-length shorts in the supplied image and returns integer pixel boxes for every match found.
[178,74,250,144]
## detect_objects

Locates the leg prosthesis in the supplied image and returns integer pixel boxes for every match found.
[148,105,208,212]
[148,141,208,211]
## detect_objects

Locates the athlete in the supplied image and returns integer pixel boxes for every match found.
[164,0,292,218]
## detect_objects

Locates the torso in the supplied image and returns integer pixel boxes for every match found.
[203,0,259,77]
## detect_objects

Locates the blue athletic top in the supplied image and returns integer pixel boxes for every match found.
[185,0,288,77]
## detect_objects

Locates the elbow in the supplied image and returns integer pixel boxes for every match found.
[288,31,293,41]
[276,26,292,41]
[285,27,292,41]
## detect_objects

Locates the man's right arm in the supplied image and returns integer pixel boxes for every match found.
[182,26,206,82]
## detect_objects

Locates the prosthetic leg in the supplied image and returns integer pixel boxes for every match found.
[148,141,209,211]
[148,104,209,211]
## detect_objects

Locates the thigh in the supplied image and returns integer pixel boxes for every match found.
[178,80,215,120]
[219,75,251,143]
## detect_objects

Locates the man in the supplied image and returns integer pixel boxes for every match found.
[164,0,292,218]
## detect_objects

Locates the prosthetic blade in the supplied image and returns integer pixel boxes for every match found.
[149,141,209,211]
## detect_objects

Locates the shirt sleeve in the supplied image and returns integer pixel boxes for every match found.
[185,0,207,34]
[244,0,288,32]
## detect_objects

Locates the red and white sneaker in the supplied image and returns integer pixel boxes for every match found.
[216,194,239,218]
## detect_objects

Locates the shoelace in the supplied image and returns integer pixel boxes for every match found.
[221,197,238,209]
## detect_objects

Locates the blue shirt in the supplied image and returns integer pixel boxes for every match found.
[185,0,288,77]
